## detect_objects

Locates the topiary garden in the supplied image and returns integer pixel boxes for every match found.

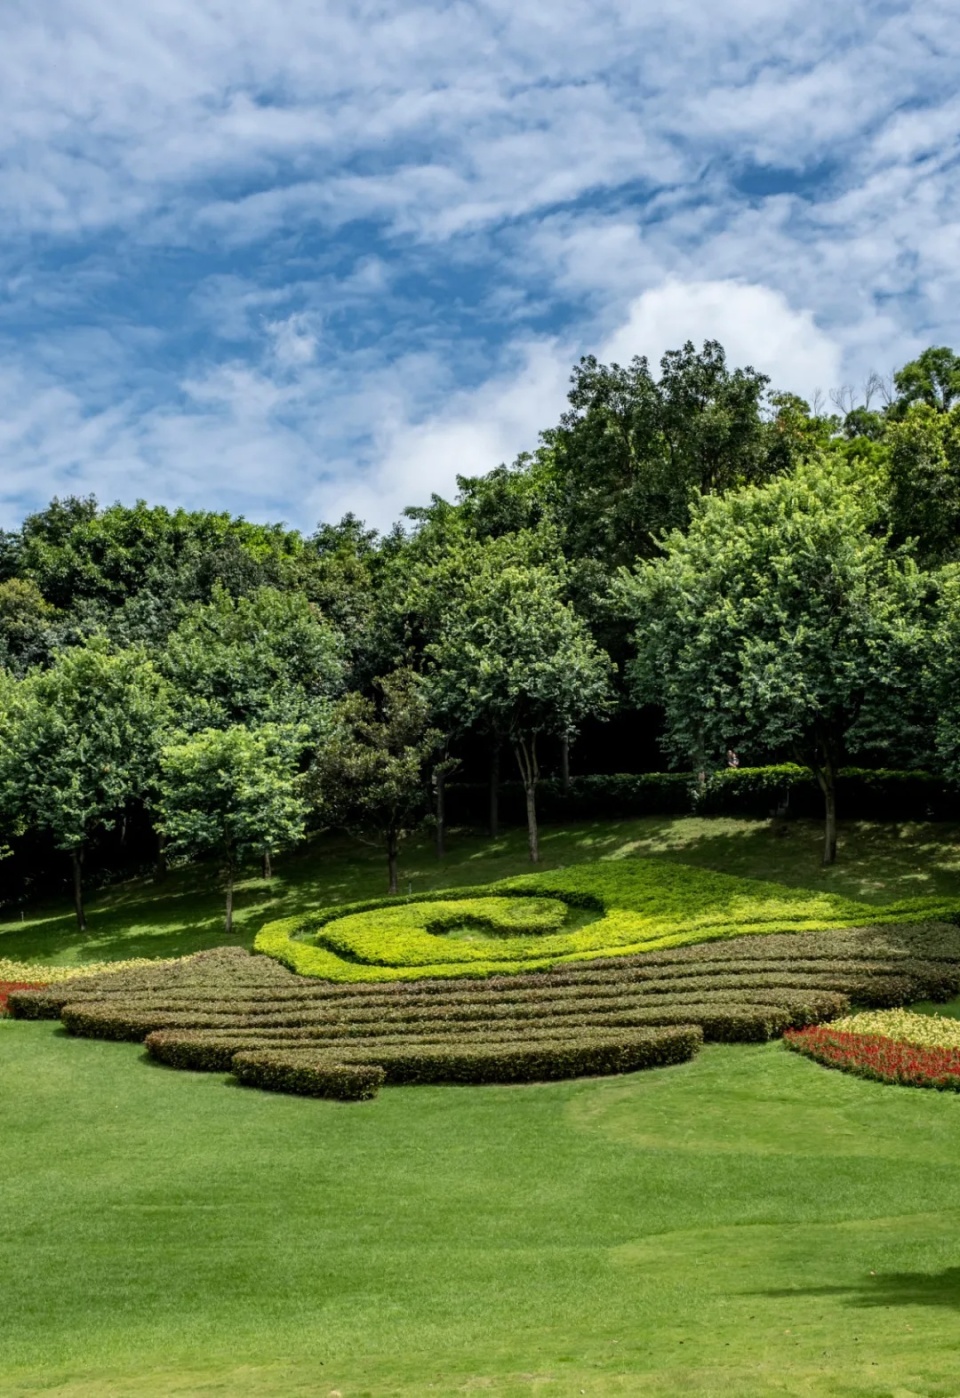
[11,856,960,1101]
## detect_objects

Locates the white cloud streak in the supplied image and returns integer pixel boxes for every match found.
[0,0,958,530]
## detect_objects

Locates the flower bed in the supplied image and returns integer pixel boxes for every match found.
[785,1012,960,1090]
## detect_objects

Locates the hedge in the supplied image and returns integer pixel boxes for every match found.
[18,917,959,1101]
[231,1055,385,1100]
[231,1025,703,1093]
[444,767,957,825]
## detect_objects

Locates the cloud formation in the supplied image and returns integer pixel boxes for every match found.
[0,0,957,530]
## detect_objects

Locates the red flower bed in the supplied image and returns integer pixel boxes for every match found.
[0,982,48,1015]
[785,1025,960,1091]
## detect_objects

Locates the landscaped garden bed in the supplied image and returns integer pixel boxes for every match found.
[254,856,960,982]
[785,1008,960,1090]
[11,915,960,1100]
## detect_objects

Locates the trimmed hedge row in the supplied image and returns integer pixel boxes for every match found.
[444,767,957,825]
[236,1025,704,1089]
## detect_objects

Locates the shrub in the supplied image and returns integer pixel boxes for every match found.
[231,1053,385,1100]
[232,1025,703,1093]
[0,981,47,1015]
[829,1008,960,1050]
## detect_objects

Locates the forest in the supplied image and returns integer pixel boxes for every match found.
[2,338,960,926]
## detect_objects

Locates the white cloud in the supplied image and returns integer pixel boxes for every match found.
[600,281,842,402]
[0,0,959,535]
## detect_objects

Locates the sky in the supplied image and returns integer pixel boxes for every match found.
[1,0,958,535]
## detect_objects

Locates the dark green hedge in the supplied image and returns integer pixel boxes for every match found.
[445,767,957,825]
[231,1054,384,1100]
[231,1025,703,1093]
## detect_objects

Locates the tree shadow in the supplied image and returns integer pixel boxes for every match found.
[758,1268,960,1310]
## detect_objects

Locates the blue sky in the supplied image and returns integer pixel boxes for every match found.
[0,0,957,533]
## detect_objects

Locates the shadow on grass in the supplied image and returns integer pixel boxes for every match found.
[759,1268,960,1309]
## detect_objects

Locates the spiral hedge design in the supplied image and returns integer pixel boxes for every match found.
[12,915,960,1100]
[253,857,960,983]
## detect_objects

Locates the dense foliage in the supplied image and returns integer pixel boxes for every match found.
[2,337,960,918]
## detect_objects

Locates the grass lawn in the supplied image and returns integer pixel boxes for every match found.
[6,815,960,1395]
[4,814,960,968]
[6,1019,960,1396]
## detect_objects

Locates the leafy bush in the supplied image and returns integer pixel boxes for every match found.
[0,981,46,1014]
[830,1008,960,1049]
[231,1054,385,1101]
[232,1026,702,1092]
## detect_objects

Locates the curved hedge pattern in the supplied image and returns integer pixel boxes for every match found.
[254,857,960,983]
[11,918,960,1100]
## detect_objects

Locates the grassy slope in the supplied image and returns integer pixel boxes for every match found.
[7,816,960,1395]
[6,1020,960,1397]
[4,814,960,967]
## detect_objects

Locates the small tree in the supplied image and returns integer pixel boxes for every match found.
[158,724,307,932]
[619,458,923,865]
[1,640,172,929]
[310,669,441,893]
[427,554,613,862]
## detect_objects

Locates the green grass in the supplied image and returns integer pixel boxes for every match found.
[7,816,960,1394]
[5,814,960,969]
[7,1018,960,1396]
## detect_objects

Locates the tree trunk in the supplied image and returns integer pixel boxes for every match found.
[262,849,272,880]
[387,831,399,895]
[154,829,168,882]
[488,742,500,839]
[560,733,571,795]
[70,846,86,932]
[810,734,839,866]
[513,735,540,863]
[224,872,234,935]
[435,767,446,859]
[822,779,838,866]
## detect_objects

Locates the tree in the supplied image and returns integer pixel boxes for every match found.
[158,725,307,932]
[161,584,344,739]
[619,459,923,865]
[886,404,960,564]
[1,640,172,928]
[309,669,442,893]
[892,347,960,415]
[541,340,774,568]
[426,546,614,862]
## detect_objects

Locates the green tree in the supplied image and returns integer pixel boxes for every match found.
[1,640,172,927]
[886,404,960,564]
[426,546,614,862]
[892,347,960,414]
[158,724,307,932]
[161,584,344,739]
[620,459,923,865]
[542,340,774,568]
[310,669,441,893]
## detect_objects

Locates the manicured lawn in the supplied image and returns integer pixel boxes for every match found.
[4,814,960,968]
[5,1018,960,1396]
[7,817,960,1395]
